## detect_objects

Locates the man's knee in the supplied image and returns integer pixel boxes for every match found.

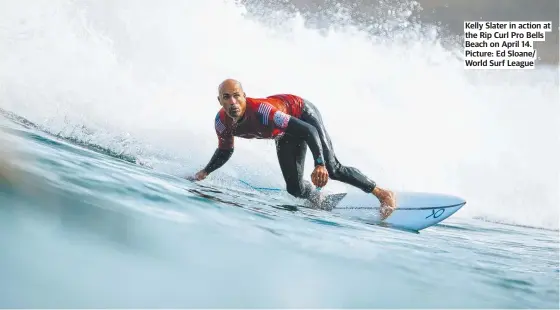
[326,163,343,181]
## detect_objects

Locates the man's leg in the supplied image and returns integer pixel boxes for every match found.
[275,134,314,199]
[300,100,376,192]
[300,100,396,218]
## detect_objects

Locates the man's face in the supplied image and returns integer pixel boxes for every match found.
[218,82,246,120]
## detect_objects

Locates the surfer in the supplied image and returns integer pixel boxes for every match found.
[190,79,396,220]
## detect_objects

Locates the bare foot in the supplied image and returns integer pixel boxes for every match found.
[372,187,397,220]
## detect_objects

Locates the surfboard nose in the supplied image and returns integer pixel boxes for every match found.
[331,191,467,232]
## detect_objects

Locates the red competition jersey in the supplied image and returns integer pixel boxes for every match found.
[214,94,305,149]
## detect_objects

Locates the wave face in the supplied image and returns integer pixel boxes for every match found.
[0,0,558,232]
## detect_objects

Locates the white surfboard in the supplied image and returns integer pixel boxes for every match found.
[235,179,466,232]
[320,191,466,231]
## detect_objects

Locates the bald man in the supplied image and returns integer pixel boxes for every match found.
[192,79,396,220]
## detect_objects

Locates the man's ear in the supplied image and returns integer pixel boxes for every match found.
[217,96,221,105]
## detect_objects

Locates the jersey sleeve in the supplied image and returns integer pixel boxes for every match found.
[256,102,292,132]
[214,112,234,149]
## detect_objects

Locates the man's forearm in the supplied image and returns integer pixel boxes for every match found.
[204,148,234,174]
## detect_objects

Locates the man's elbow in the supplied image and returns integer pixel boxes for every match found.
[299,122,320,141]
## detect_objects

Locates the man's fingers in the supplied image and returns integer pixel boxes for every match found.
[186,175,197,181]
[319,173,328,187]
[380,207,388,220]
[380,204,395,220]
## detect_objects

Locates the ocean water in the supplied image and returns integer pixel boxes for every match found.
[0,0,558,308]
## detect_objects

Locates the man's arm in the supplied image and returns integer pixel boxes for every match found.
[263,105,325,167]
[194,112,234,179]
[283,116,325,167]
[203,147,234,174]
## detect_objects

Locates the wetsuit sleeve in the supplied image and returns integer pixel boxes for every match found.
[204,148,234,174]
[204,113,234,174]
[263,106,324,167]
[283,117,325,166]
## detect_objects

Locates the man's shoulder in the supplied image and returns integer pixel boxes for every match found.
[246,94,302,107]
[267,94,303,102]
[245,97,273,113]
[247,94,301,100]
[245,97,267,105]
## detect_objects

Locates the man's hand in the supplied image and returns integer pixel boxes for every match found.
[311,165,329,188]
[187,170,208,181]
[372,187,397,220]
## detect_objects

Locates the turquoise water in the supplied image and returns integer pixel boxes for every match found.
[1,111,558,308]
[1,0,558,307]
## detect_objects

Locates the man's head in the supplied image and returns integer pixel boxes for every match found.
[217,79,246,121]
